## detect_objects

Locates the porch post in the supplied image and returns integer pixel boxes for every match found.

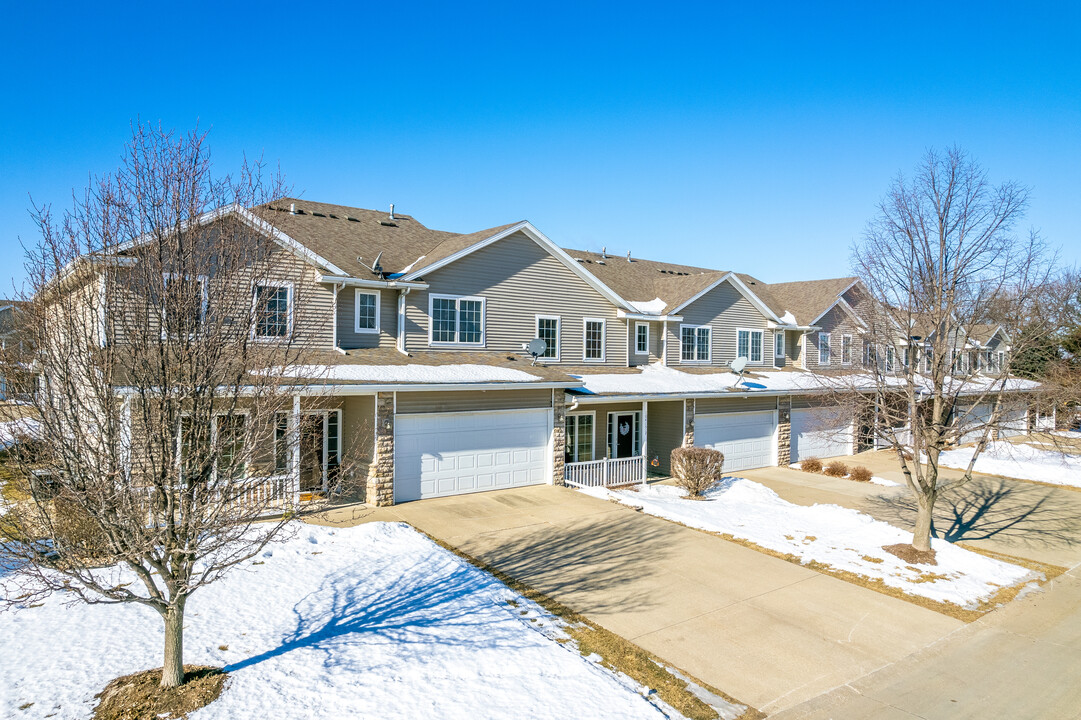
[289,395,300,502]
[641,400,649,482]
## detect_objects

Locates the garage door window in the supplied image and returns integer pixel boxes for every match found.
[566,413,594,462]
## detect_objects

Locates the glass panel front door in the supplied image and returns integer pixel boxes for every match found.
[299,414,325,492]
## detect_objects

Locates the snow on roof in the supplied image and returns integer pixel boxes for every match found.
[780,310,797,325]
[572,364,824,396]
[273,364,543,384]
[628,298,668,315]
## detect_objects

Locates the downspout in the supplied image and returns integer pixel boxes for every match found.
[332,282,342,352]
[396,288,411,355]
[662,319,669,366]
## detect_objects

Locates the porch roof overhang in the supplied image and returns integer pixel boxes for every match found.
[114,379,584,398]
[317,274,429,290]
[566,387,833,404]
[616,310,684,322]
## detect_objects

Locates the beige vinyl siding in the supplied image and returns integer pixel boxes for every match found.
[627,321,664,367]
[402,232,627,364]
[336,287,397,349]
[342,394,375,467]
[646,400,684,474]
[395,388,553,414]
[696,396,778,413]
[649,323,664,363]
[668,280,774,367]
[804,305,863,371]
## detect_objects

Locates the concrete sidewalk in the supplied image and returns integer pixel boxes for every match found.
[312,484,962,715]
[743,450,1081,568]
[771,564,1081,719]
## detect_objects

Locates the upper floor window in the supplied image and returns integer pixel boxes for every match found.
[774,331,785,360]
[536,315,560,359]
[162,273,207,338]
[997,350,1005,371]
[818,332,831,365]
[738,328,763,363]
[354,290,380,334]
[429,294,485,345]
[681,325,711,362]
[635,322,649,355]
[584,319,605,361]
[841,334,852,364]
[253,283,292,339]
[923,345,934,373]
[885,346,895,372]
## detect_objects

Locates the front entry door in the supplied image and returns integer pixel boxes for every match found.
[299,414,325,493]
[612,412,638,458]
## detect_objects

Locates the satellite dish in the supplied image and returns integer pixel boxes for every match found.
[730,356,749,386]
[527,338,547,365]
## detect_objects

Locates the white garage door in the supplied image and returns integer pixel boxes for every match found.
[1000,403,1029,438]
[791,407,854,461]
[960,403,993,444]
[394,408,551,502]
[695,410,776,472]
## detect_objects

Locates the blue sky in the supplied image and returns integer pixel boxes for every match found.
[2,1,1079,292]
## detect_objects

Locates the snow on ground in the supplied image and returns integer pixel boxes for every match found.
[0,418,40,449]
[869,476,901,487]
[938,441,1081,488]
[581,479,1036,608]
[1051,429,1081,438]
[270,364,542,384]
[0,523,666,720]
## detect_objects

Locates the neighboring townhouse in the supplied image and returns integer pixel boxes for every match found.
[35,199,1040,507]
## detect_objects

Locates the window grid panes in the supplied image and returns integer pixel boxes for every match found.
[565,414,593,462]
[537,318,558,358]
[585,321,604,360]
[636,324,649,354]
[216,414,247,481]
[774,332,785,357]
[818,333,831,364]
[841,335,852,364]
[432,298,457,342]
[681,327,710,361]
[458,300,483,343]
[737,329,762,362]
[356,291,377,331]
[254,286,290,337]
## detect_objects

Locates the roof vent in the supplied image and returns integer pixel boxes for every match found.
[574,257,585,263]
[389,203,395,221]
[627,251,632,262]
[601,246,607,260]
[290,203,296,215]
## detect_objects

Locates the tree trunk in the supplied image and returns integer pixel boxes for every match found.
[912,492,936,552]
[161,598,186,688]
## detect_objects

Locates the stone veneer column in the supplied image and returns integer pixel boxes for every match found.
[682,398,696,447]
[366,392,395,507]
[552,391,566,486]
[777,396,792,466]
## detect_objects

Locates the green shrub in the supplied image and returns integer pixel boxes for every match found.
[670,447,724,497]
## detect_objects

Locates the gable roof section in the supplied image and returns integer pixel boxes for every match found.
[401,222,635,311]
[755,277,860,326]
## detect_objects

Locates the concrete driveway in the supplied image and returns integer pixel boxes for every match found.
[315,484,962,715]
[743,450,1081,568]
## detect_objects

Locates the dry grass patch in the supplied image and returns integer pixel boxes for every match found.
[823,461,849,478]
[799,457,823,473]
[93,665,226,720]
[422,532,762,720]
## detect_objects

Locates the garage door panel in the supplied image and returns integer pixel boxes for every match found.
[791,407,853,461]
[395,408,551,502]
[695,411,777,472]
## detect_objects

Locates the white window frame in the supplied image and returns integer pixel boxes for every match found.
[737,328,764,364]
[251,281,295,341]
[818,332,831,365]
[565,411,596,463]
[997,350,1005,371]
[161,272,208,340]
[680,325,712,363]
[583,318,606,362]
[177,409,251,485]
[428,293,486,347]
[885,346,895,372]
[841,334,852,365]
[354,289,380,334]
[635,322,650,355]
[774,331,785,360]
[535,315,561,361]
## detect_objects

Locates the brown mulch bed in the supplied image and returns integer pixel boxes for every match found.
[882,543,938,566]
[93,665,226,720]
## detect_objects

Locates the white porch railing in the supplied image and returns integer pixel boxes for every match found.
[140,474,299,519]
[565,456,646,488]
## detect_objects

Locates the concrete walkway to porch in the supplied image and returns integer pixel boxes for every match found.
[311,484,962,715]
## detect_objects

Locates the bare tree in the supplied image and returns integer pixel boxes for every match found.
[0,124,361,688]
[822,148,1066,553]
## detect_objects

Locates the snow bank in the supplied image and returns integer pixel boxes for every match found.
[0,523,663,720]
[0,418,40,450]
[939,441,1081,488]
[271,364,542,384]
[583,479,1035,607]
